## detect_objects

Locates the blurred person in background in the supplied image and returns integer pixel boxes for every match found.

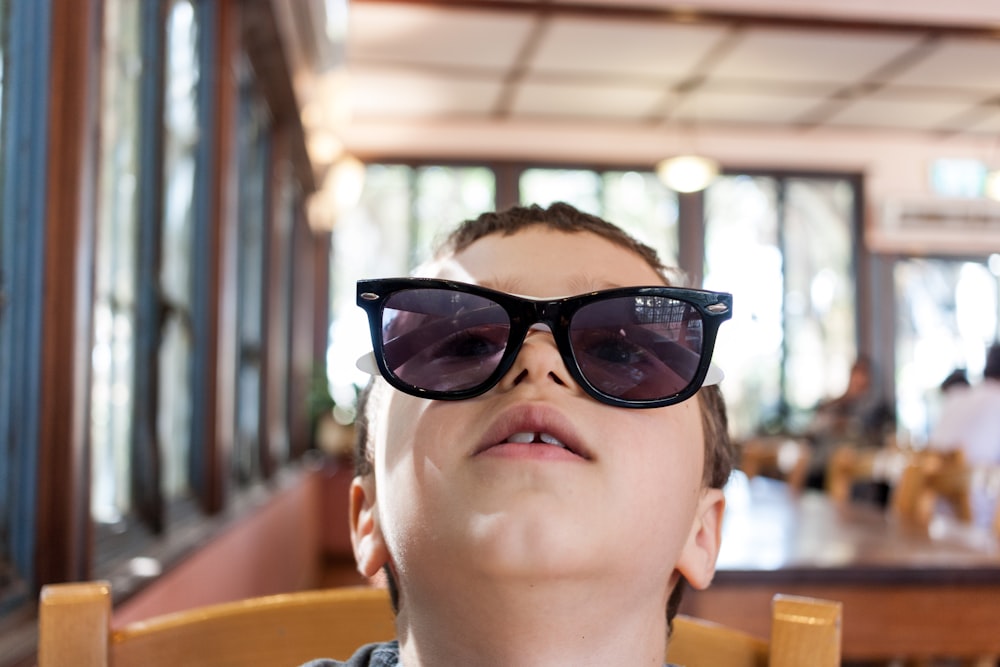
[803,356,894,492]
[929,344,1000,527]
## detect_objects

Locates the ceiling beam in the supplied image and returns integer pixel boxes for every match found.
[351,0,1000,38]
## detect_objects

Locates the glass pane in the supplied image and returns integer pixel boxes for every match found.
[703,175,782,438]
[895,258,999,445]
[328,164,497,411]
[783,178,856,413]
[159,0,199,499]
[270,166,296,466]
[519,168,601,215]
[412,165,495,267]
[328,164,412,408]
[233,65,270,483]
[603,170,679,267]
[91,0,143,525]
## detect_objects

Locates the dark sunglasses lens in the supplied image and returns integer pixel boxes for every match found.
[569,296,704,401]
[381,288,511,392]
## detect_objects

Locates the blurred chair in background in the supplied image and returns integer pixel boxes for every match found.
[738,436,811,492]
[890,449,973,526]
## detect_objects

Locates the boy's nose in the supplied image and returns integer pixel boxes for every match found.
[497,325,577,394]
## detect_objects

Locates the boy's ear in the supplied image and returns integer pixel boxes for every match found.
[350,476,391,578]
[674,487,726,590]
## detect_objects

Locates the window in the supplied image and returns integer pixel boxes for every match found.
[330,165,859,439]
[90,0,143,530]
[328,164,495,408]
[91,0,207,554]
[267,161,299,468]
[704,175,858,437]
[895,257,999,444]
[233,63,271,485]
[519,168,679,266]
[159,0,200,503]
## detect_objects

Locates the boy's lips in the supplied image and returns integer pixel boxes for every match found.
[473,405,592,460]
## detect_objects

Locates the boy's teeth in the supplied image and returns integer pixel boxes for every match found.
[506,432,568,448]
[539,432,566,447]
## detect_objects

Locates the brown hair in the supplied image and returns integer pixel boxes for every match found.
[353,202,735,626]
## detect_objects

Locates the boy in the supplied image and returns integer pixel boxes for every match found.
[306,202,734,666]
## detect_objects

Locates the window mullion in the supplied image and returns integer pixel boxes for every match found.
[131,0,168,534]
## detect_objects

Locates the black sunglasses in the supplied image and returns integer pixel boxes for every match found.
[357,278,732,409]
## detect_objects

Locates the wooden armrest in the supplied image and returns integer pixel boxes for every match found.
[38,581,112,667]
[769,594,842,667]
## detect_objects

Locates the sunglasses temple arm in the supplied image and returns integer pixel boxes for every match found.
[703,362,724,387]
[356,351,379,375]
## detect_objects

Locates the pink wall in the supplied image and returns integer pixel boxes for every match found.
[112,467,325,627]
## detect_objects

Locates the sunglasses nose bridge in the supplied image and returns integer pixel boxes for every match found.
[533,300,564,330]
[512,300,568,352]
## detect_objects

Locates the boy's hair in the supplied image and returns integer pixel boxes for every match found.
[352,202,734,627]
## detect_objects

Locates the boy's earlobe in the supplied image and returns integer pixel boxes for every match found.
[675,488,726,590]
[349,476,391,578]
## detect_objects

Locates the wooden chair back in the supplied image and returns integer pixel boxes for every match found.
[39,583,841,667]
[737,436,812,492]
[667,594,841,667]
[891,449,972,525]
[38,583,396,667]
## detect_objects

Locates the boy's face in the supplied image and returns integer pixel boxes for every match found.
[352,227,725,603]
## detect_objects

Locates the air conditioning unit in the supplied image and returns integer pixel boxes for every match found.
[868,196,1000,255]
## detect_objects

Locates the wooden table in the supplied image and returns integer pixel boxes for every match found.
[679,473,1000,661]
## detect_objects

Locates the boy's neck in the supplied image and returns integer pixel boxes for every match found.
[393,576,670,667]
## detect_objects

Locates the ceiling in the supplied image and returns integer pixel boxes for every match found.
[342,0,1000,142]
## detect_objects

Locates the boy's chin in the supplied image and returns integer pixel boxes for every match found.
[452,520,620,582]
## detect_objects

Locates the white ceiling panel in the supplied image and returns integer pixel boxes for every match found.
[347,67,504,117]
[965,110,1000,134]
[874,83,992,104]
[708,28,925,84]
[823,96,979,131]
[529,18,730,79]
[672,89,829,124]
[888,38,1000,90]
[512,80,668,119]
[348,4,536,70]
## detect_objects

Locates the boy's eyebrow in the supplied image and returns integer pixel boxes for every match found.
[479,276,625,296]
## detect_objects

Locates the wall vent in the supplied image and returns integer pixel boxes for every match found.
[868,196,1000,255]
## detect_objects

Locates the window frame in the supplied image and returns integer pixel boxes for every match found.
[0,0,51,612]
[89,0,223,576]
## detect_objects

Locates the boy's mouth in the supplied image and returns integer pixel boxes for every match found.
[506,432,569,449]
[475,407,592,460]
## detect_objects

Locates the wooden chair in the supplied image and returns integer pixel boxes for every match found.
[825,443,909,505]
[891,449,973,526]
[668,594,842,667]
[737,436,812,492]
[38,582,841,667]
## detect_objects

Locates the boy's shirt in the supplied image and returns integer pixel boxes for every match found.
[298,640,683,666]
[299,641,398,667]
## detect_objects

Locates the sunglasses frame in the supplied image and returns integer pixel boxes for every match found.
[357,277,732,409]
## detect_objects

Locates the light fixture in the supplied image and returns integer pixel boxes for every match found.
[307,154,366,233]
[985,169,1000,202]
[326,154,365,211]
[655,154,720,193]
